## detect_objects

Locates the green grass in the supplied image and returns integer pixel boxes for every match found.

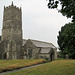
[0,59,46,72]
[5,60,75,75]
[55,58,64,60]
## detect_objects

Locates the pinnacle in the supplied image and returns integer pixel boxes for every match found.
[11,1,14,6]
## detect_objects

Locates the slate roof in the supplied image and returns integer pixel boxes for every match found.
[39,48,51,54]
[30,39,56,48]
[23,39,56,49]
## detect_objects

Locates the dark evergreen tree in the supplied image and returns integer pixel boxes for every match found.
[57,23,75,59]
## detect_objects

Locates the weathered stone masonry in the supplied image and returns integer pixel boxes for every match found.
[0,2,57,60]
[0,2,23,59]
[23,39,57,61]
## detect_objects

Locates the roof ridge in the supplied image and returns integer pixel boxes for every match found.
[23,39,56,48]
[30,39,51,44]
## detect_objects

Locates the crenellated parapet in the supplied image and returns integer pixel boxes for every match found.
[3,2,22,22]
[4,2,21,12]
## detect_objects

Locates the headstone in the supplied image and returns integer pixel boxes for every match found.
[65,54,69,59]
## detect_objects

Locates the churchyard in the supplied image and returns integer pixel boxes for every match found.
[0,59,46,73]
[0,59,75,75]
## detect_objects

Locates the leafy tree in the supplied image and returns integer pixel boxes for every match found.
[57,23,75,59]
[47,0,75,22]
[47,0,75,59]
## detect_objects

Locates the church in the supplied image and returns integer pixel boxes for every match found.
[0,2,57,61]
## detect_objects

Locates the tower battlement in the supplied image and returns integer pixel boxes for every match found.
[4,2,21,12]
[3,2,22,22]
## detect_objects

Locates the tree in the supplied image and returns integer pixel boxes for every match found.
[47,0,75,22]
[47,0,75,59]
[57,23,75,59]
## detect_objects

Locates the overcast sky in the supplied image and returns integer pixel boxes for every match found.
[0,0,71,47]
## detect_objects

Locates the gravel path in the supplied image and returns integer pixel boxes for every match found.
[0,63,45,75]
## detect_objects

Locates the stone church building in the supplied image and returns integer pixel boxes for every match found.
[23,39,57,61]
[0,2,57,61]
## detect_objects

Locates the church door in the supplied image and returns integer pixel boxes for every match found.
[50,52,54,61]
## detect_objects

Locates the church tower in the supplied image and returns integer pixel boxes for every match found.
[1,2,23,59]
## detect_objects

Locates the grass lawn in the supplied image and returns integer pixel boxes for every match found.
[5,60,75,75]
[0,59,46,72]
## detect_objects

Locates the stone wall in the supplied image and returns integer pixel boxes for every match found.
[39,54,50,59]
[24,39,39,59]
[39,48,57,61]
[0,42,4,59]
[23,39,57,61]
[2,5,22,42]
[54,48,57,59]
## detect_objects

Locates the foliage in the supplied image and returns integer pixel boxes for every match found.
[57,23,75,59]
[57,51,64,58]
[47,1,75,58]
[47,0,75,22]
[0,59,46,73]
[6,60,75,75]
